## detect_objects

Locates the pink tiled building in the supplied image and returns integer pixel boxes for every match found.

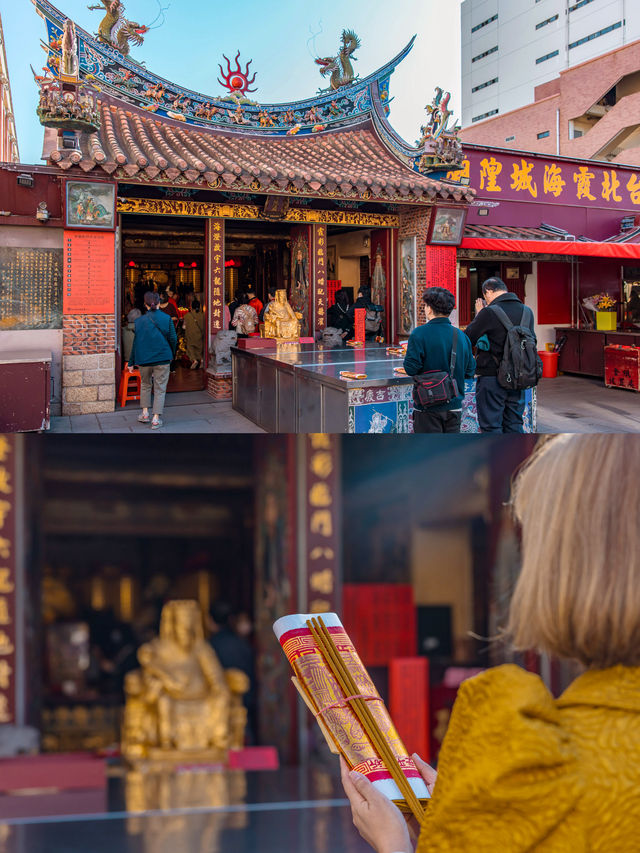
[461,39,640,166]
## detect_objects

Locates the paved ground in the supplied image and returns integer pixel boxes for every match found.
[537,375,640,433]
[48,375,639,434]
[49,391,265,434]
[0,765,369,853]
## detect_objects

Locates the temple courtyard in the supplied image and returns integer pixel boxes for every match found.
[46,376,640,434]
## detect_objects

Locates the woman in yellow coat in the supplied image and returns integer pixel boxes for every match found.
[342,434,640,853]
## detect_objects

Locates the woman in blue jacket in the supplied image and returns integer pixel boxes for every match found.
[128,291,177,430]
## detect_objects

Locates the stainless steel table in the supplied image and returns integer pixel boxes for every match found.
[232,343,537,434]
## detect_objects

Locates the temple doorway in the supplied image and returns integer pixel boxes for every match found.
[121,214,207,392]
[38,437,256,753]
[224,221,291,312]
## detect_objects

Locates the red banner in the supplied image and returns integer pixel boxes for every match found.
[426,246,457,296]
[313,225,328,331]
[354,308,366,344]
[343,584,416,668]
[209,219,225,334]
[0,436,16,725]
[304,434,340,615]
[390,658,430,763]
[63,231,115,314]
[461,237,640,258]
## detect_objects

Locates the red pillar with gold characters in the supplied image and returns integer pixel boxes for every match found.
[300,434,342,615]
[312,224,328,333]
[208,218,226,341]
[0,435,40,755]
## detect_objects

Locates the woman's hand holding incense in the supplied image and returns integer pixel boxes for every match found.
[340,756,413,853]
[412,753,437,794]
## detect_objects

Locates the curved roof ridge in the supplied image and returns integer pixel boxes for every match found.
[35,0,415,137]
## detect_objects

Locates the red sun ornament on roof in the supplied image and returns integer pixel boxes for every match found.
[217,52,258,96]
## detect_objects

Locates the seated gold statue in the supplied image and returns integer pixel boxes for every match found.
[122,600,249,762]
[263,289,302,341]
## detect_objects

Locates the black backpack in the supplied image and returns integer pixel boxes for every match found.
[489,304,543,391]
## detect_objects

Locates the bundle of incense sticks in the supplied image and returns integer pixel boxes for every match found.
[273,613,429,819]
[340,371,367,380]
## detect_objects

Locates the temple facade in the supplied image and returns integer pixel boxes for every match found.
[0,0,472,417]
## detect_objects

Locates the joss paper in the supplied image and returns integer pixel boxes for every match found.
[273,613,430,806]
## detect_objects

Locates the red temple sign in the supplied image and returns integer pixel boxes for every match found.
[354,308,366,344]
[450,148,640,212]
[209,219,225,334]
[314,224,328,331]
[63,231,115,315]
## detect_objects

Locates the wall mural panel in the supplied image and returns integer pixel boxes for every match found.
[399,237,417,336]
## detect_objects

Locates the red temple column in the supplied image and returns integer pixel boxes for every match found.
[253,435,342,764]
[0,435,40,755]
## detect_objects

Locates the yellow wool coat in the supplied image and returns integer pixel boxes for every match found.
[417,664,640,852]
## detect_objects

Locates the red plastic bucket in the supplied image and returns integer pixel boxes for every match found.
[539,350,559,378]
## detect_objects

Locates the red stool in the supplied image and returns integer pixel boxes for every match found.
[118,368,142,408]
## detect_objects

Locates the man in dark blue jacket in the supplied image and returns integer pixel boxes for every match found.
[128,292,177,430]
[404,288,476,433]
[464,277,537,433]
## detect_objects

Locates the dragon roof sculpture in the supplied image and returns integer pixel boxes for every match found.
[34,0,471,198]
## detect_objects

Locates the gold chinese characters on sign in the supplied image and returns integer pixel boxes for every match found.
[0,436,15,725]
[306,434,339,615]
[117,197,400,228]
[455,154,640,209]
[0,248,63,331]
[209,219,225,333]
[122,600,248,764]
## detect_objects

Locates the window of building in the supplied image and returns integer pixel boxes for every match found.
[471,14,498,34]
[536,50,560,64]
[536,14,559,30]
[568,0,596,12]
[537,130,551,139]
[472,45,499,63]
[472,77,499,93]
[472,109,499,123]
[569,21,622,50]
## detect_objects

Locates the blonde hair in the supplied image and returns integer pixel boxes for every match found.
[508,435,640,669]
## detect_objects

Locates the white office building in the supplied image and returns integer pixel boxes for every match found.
[461,0,640,128]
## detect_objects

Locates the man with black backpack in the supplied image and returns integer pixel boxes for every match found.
[464,277,542,433]
[404,287,476,433]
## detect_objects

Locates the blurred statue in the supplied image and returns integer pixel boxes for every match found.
[263,289,302,341]
[122,601,248,762]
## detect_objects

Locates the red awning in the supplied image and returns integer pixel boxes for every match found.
[461,237,640,259]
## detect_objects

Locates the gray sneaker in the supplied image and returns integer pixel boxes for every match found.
[151,416,163,430]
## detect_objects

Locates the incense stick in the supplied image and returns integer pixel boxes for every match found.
[314,617,425,821]
[306,617,425,822]
[309,617,424,821]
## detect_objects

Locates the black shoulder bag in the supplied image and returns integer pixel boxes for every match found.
[412,329,460,409]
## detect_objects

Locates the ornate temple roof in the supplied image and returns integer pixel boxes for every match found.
[35,0,474,205]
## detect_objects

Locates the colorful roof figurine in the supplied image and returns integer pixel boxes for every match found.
[34,0,474,204]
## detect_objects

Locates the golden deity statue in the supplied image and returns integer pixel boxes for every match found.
[122,600,249,763]
[263,289,302,341]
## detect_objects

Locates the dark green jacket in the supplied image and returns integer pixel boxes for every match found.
[128,309,177,367]
[404,317,476,412]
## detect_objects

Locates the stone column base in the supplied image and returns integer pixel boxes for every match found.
[62,352,116,415]
[206,366,232,401]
